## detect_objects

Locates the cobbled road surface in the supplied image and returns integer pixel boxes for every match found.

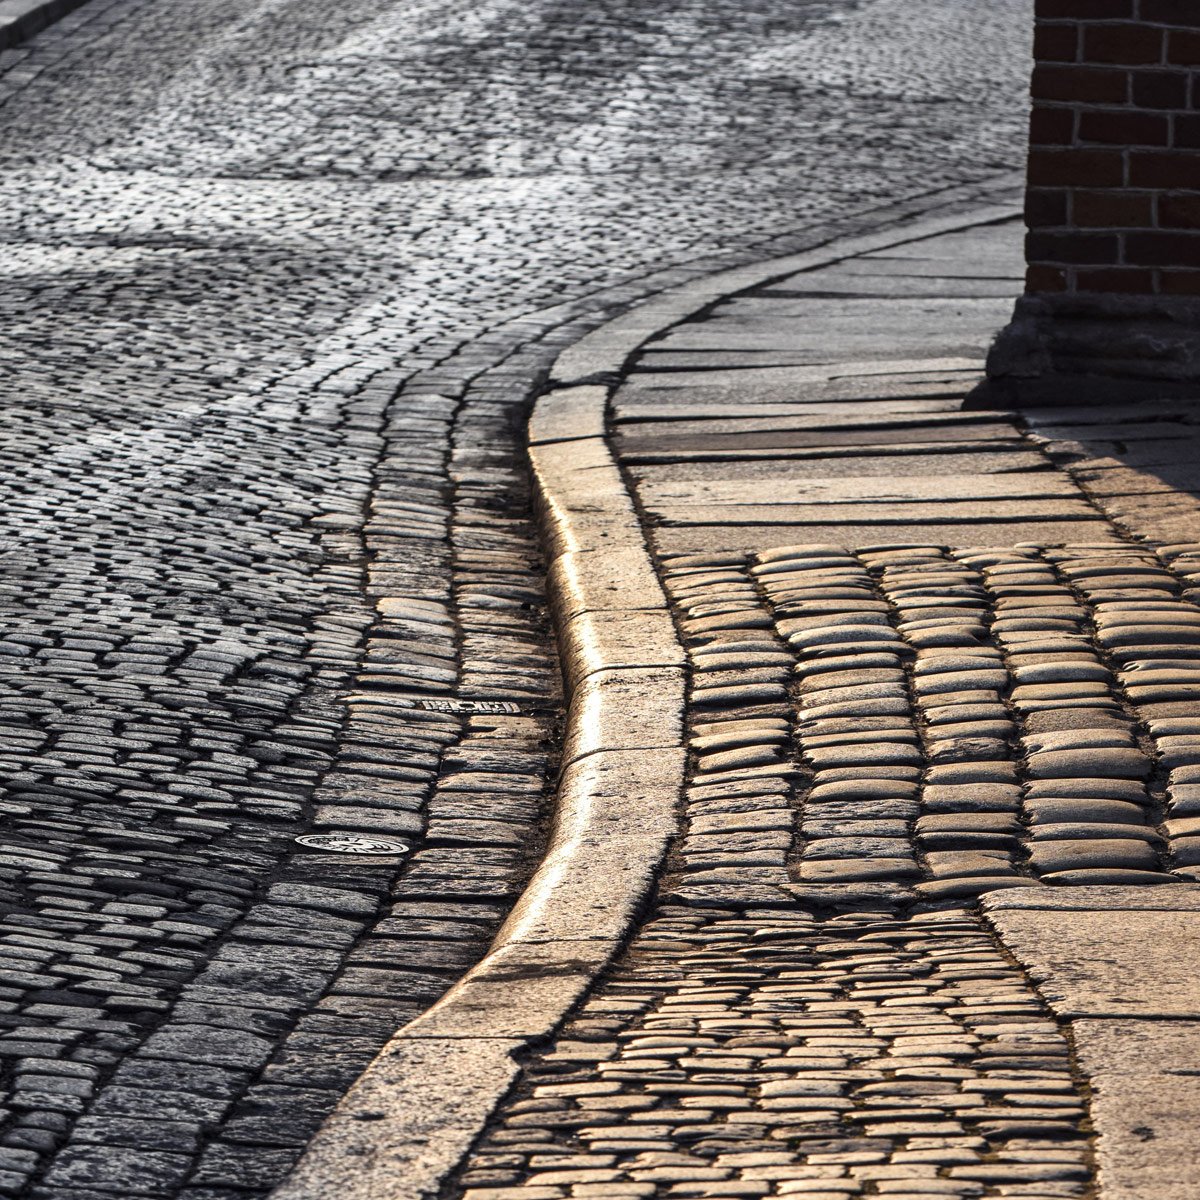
[0,1,1031,1196]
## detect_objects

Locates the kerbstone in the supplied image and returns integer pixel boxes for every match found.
[273,1038,524,1200]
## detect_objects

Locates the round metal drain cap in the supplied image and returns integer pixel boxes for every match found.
[295,833,410,855]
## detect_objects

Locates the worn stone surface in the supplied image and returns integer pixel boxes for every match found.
[274,1037,525,1200]
[446,907,1094,1200]
[985,909,1200,1019]
[1071,1020,1200,1200]
[983,886,1200,912]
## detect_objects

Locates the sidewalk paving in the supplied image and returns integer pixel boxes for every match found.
[428,212,1200,1200]
[617,217,1099,552]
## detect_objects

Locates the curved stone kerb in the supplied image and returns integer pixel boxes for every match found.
[270,357,686,1200]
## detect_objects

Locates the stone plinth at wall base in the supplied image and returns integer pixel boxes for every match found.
[967,292,1200,409]
[966,371,1200,410]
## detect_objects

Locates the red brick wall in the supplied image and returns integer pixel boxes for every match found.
[1026,0,1200,297]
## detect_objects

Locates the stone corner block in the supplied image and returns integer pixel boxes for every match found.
[985,904,1200,1019]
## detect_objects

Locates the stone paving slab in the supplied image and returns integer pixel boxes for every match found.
[616,361,985,397]
[651,524,1120,557]
[639,477,1085,507]
[985,908,1200,1018]
[1070,1020,1200,1200]
[649,502,1099,527]
[982,887,1200,912]
[634,452,1054,485]
[645,302,1014,359]
[615,368,989,410]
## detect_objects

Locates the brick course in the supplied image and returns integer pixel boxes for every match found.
[1026,0,1200,295]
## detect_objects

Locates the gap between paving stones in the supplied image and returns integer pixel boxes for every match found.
[269,201,1087,1200]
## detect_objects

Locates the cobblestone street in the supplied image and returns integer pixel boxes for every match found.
[0,0,1053,1196]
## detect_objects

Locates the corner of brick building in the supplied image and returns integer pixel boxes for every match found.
[977,0,1200,405]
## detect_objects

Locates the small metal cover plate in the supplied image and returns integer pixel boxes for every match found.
[295,833,410,855]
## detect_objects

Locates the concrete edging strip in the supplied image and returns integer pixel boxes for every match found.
[272,192,1023,1200]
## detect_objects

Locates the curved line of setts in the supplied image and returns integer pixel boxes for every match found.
[270,195,1023,1200]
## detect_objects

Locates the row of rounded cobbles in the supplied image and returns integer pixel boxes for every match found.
[753,548,920,905]
[961,545,1171,890]
[865,544,1171,894]
[653,540,1200,905]
[449,906,1094,1199]
[857,547,1027,903]
[661,553,800,911]
[1045,541,1200,878]
[664,547,935,903]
